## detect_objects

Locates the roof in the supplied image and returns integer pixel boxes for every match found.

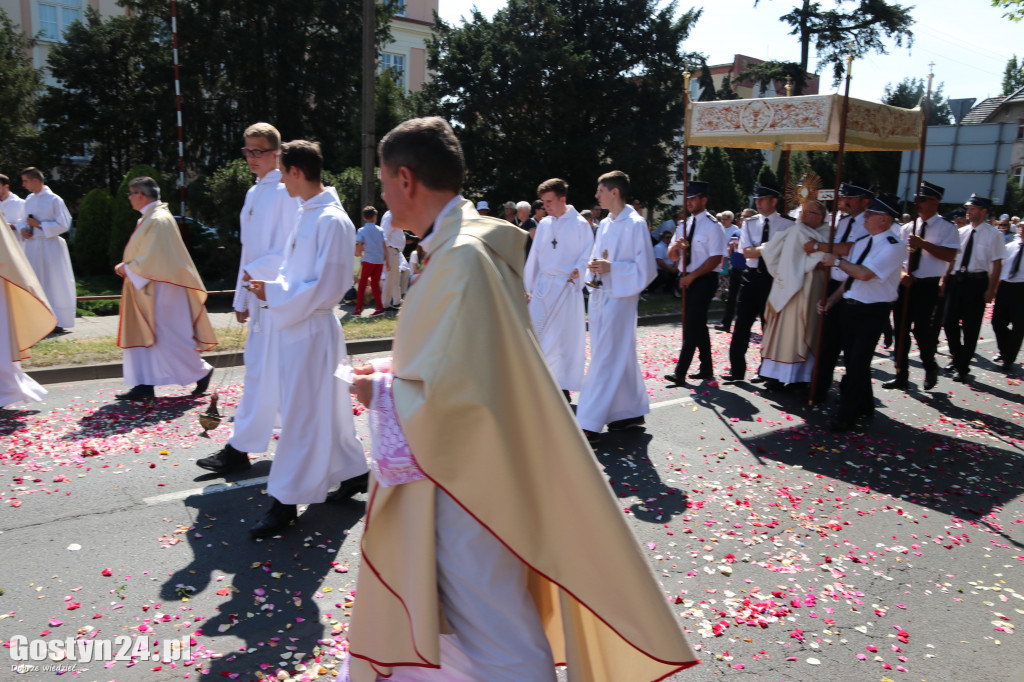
[961,96,1006,124]
[1004,84,1024,104]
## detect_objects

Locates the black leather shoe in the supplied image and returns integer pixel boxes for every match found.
[721,373,744,382]
[714,324,730,332]
[688,371,715,381]
[952,372,972,383]
[1004,363,1019,376]
[829,419,854,433]
[664,373,686,385]
[607,416,645,431]
[923,367,938,390]
[197,444,251,474]
[750,375,767,384]
[192,369,214,396]
[583,430,601,445]
[882,377,910,390]
[250,499,297,538]
[762,378,784,391]
[115,385,154,401]
[326,472,370,503]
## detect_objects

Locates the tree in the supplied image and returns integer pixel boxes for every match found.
[73,189,115,275]
[755,0,915,85]
[121,0,395,174]
[696,147,744,213]
[757,163,780,193]
[37,8,175,198]
[0,9,42,174]
[735,60,810,96]
[992,0,1024,21]
[882,77,952,125]
[1003,56,1024,95]
[415,0,702,211]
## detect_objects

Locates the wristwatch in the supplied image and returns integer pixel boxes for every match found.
[835,257,844,267]
[813,242,819,252]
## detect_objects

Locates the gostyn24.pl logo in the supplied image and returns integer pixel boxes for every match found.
[7,634,191,664]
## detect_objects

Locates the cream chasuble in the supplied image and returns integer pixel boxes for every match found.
[347,200,697,682]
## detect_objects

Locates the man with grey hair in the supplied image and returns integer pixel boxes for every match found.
[114,177,216,400]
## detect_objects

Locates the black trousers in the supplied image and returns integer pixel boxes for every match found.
[650,268,677,294]
[943,272,989,376]
[719,268,744,328]
[892,277,941,379]
[993,281,1024,366]
[728,270,772,377]
[838,300,890,424]
[674,272,717,376]
[812,279,844,400]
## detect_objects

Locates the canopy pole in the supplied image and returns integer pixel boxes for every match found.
[809,50,855,405]
[680,69,692,340]
[894,64,935,381]
[782,75,794,214]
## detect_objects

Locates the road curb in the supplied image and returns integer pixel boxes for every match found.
[27,309,705,386]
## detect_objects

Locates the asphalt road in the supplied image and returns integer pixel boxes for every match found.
[0,320,1021,682]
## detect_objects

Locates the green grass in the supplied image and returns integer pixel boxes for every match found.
[28,293,683,369]
[23,314,397,368]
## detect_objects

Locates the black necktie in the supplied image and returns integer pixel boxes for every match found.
[839,215,854,244]
[908,218,927,274]
[1010,242,1023,279]
[844,237,873,292]
[684,217,696,268]
[756,218,770,274]
[960,228,975,272]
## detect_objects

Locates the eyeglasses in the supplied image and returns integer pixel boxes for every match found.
[128,190,142,197]
[241,147,275,158]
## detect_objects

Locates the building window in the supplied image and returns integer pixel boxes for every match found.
[380,52,406,90]
[390,0,406,17]
[38,0,82,42]
[1018,118,1024,140]
[1013,166,1024,188]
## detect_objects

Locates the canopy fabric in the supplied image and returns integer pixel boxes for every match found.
[686,94,922,152]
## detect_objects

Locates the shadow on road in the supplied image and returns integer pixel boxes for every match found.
[0,407,41,437]
[159,487,365,677]
[66,396,202,440]
[728,410,1024,549]
[593,431,688,523]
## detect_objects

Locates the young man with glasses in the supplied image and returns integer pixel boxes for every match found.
[245,140,369,538]
[197,123,300,475]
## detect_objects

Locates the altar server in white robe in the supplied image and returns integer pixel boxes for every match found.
[19,167,76,329]
[247,140,369,538]
[115,177,217,401]
[381,210,406,309]
[577,171,656,444]
[0,211,53,408]
[523,178,593,401]
[0,175,27,246]
[197,123,299,475]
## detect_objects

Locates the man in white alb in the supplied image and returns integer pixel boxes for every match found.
[197,123,299,475]
[247,140,369,538]
[380,209,406,310]
[523,178,593,402]
[19,167,76,330]
[576,171,656,444]
[0,175,26,245]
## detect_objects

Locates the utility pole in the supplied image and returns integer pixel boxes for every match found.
[360,0,376,209]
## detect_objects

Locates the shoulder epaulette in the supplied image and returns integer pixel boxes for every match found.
[705,211,719,223]
[886,235,899,244]
[779,214,796,221]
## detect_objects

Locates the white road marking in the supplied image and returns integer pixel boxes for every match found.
[143,476,268,505]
